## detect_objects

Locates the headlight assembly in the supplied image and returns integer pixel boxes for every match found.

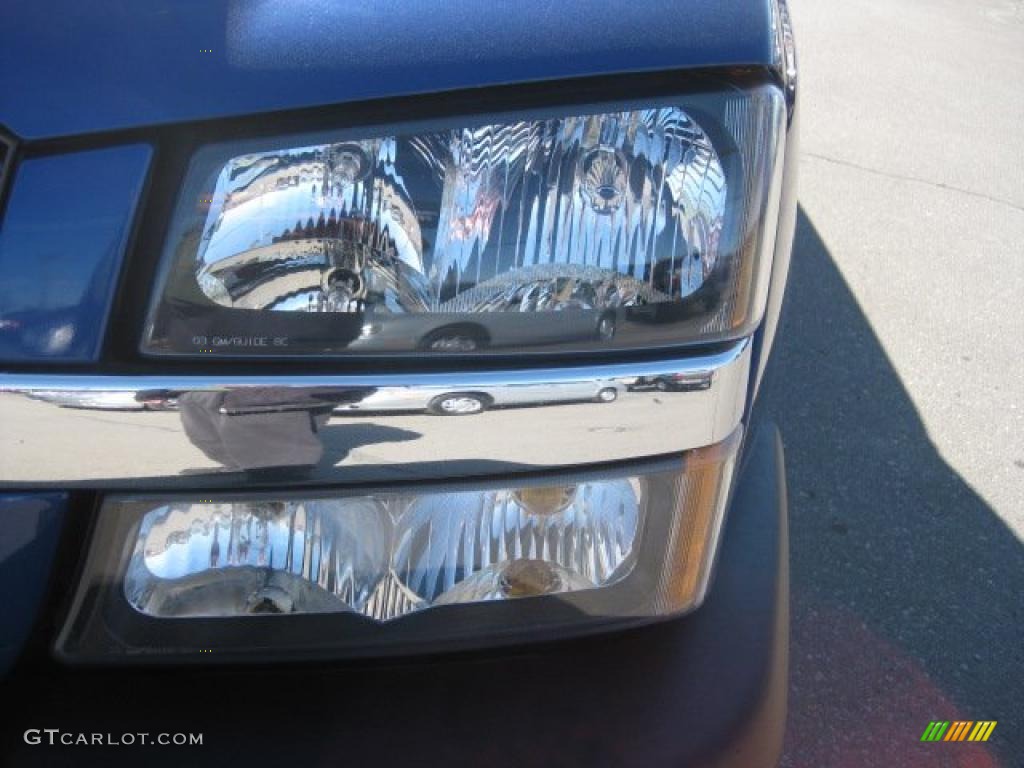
[143,84,784,357]
[57,429,740,662]
[50,77,783,663]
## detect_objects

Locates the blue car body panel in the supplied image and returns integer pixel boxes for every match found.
[0,0,774,140]
[0,146,151,362]
[0,493,66,675]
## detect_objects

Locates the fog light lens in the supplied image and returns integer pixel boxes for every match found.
[128,498,390,618]
[58,429,740,661]
[125,479,641,621]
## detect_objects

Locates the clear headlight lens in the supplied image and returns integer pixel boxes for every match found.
[127,481,641,620]
[58,429,741,661]
[143,85,783,357]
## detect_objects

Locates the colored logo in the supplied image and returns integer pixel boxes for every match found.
[921,721,997,742]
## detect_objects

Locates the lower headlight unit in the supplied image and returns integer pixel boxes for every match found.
[58,429,740,662]
[127,480,642,620]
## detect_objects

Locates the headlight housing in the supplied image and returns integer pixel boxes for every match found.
[143,83,784,358]
[57,430,740,662]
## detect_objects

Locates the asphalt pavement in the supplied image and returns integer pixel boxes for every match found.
[759,1,1024,765]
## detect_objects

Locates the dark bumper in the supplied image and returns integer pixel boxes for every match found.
[1,424,787,768]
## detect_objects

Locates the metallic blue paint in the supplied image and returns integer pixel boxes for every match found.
[0,0,775,140]
[0,145,151,362]
[0,493,66,676]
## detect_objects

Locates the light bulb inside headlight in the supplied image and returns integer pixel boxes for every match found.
[143,84,784,357]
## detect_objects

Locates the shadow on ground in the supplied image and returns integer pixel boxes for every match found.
[760,208,1023,767]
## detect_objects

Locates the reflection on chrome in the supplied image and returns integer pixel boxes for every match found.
[337,379,624,415]
[0,339,750,487]
[627,372,713,393]
[125,480,642,620]
[193,108,726,317]
[20,377,698,417]
[27,389,150,411]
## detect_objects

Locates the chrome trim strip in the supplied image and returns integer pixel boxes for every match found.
[0,339,749,488]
